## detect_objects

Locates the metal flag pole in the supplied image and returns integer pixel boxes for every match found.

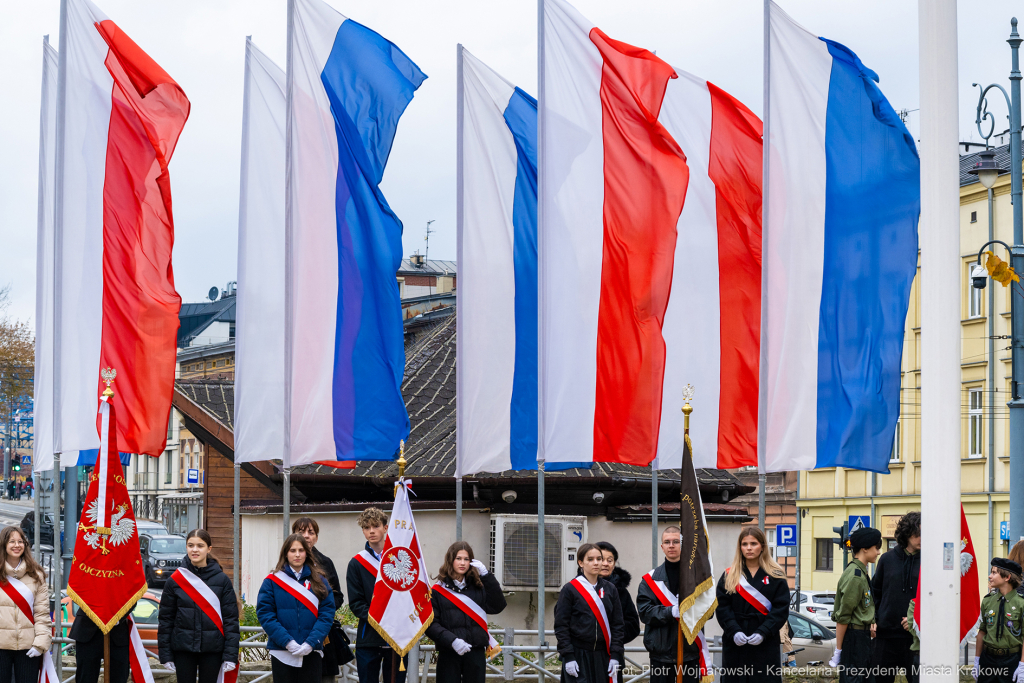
[235,35,252,597]
[34,33,52,564]
[651,466,659,569]
[537,459,546,659]
[455,42,464,543]
[536,0,549,664]
[234,463,241,596]
[282,0,296,542]
[676,391,693,683]
[757,0,771,533]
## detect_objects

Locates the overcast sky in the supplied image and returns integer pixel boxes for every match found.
[0,1,1017,322]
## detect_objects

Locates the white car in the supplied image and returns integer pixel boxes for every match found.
[791,590,836,628]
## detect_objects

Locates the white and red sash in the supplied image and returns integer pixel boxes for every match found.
[126,614,156,683]
[643,571,711,682]
[570,576,616,683]
[736,573,772,615]
[1,575,59,683]
[432,582,501,658]
[354,550,380,577]
[268,571,319,617]
[170,568,224,634]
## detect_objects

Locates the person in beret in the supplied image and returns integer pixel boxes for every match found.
[975,557,1024,683]
[830,527,882,683]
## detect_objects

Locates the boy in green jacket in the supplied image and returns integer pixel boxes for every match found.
[830,527,882,683]
[975,558,1024,683]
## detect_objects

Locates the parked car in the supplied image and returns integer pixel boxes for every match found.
[791,590,836,628]
[57,591,161,655]
[140,534,187,587]
[20,511,62,549]
[137,520,170,537]
[785,612,836,667]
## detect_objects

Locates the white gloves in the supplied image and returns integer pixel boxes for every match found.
[747,633,764,646]
[286,640,301,655]
[829,649,842,668]
[670,605,680,619]
[164,662,176,672]
[222,662,237,672]
[295,643,313,657]
[26,648,41,658]
[608,659,620,676]
[733,632,749,646]
[470,559,488,576]
[452,638,472,656]
[973,656,981,681]
[565,661,580,677]
[1013,662,1024,683]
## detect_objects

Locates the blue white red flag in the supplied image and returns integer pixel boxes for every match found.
[285,0,425,463]
[759,2,919,473]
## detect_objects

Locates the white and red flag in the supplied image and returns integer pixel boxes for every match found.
[913,505,980,644]
[538,0,762,469]
[41,0,189,460]
[368,479,433,655]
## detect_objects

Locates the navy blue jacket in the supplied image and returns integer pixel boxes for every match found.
[256,564,336,651]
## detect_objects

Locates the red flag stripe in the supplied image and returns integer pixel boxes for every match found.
[169,568,224,635]
[707,82,762,468]
[92,19,188,457]
[587,27,689,465]
[268,573,318,617]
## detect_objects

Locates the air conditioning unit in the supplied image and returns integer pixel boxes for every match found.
[489,514,587,590]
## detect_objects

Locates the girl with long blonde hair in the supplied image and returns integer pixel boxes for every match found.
[715,527,790,683]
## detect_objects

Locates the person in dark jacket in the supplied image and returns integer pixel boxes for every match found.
[257,534,335,683]
[637,526,704,683]
[870,512,920,683]
[70,616,130,683]
[596,542,640,646]
[346,507,407,683]
[293,517,345,683]
[426,542,507,683]
[555,543,625,683]
[715,527,790,683]
[157,529,240,683]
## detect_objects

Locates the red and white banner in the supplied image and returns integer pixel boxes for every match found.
[368,479,433,655]
[736,574,771,615]
[268,572,319,617]
[642,571,712,682]
[127,615,155,683]
[354,550,381,577]
[914,505,980,645]
[432,583,500,658]
[43,0,188,459]
[539,0,761,469]
[695,632,711,683]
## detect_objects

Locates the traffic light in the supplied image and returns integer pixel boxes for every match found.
[12,458,20,472]
[833,521,850,569]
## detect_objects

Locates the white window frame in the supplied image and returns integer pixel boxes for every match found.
[766,527,777,560]
[890,419,901,462]
[969,388,984,458]
[969,264,984,318]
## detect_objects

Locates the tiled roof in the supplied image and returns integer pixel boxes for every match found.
[175,311,751,494]
[960,143,1011,187]
[398,258,458,276]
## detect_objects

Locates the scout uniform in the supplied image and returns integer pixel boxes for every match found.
[834,527,882,683]
[978,558,1024,683]
[905,600,919,683]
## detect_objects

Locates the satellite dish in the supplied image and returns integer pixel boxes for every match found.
[208,286,220,301]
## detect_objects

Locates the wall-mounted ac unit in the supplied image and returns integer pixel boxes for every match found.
[489,514,587,590]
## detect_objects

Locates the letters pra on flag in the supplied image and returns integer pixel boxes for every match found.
[539,0,763,471]
[760,1,919,474]
[41,0,188,462]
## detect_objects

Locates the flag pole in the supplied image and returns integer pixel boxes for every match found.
[283,0,296,542]
[537,0,549,663]
[677,396,692,683]
[34,33,51,565]
[756,0,771,498]
[651,467,658,569]
[455,42,464,543]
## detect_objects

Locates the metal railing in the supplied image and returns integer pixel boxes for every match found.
[47,627,722,683]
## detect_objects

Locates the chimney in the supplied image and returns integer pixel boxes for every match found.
[410,252,424,267]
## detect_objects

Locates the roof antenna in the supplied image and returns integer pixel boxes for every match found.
[424,220,436,264]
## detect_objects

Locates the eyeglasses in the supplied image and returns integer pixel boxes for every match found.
[661,540,681,546]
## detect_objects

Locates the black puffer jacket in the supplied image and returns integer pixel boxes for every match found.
[426,572,507,651]
[871,546,919,639]
[605,568,641,645]
[157,558,240,664]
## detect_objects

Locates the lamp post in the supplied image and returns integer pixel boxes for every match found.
[974,17,1024,543]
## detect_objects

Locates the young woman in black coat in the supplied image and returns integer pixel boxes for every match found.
[596,542,641,645]
[158,529,241,683]
[426,542,507,683]
[293,517,346,683]
[715,527,790,683]
[555,544,625,683]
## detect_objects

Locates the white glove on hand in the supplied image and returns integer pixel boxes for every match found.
[222,662,237,672]
[164,662,176,672]
[973,656,981,681]
[608,659,620,676]
[452,638,472,656]
[1013,662,1024,683]
[565,661,580,677]
[286,640,301,655]
[829,649,841,668]
[733,632,749,646]
[295,643,313,657]
[470,559,489,576]
[671,605,680,619]
[747,633,764,646]
[25,648,41,658]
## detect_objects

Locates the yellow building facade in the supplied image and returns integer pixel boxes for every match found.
[797,148,1015,596]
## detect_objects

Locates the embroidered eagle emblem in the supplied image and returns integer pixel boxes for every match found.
[960,538,973,578]
[382,548,418,590]
[80,500,135,555]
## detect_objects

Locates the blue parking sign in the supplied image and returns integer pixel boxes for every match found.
[777,524,797,547]
[1002,522,1010,541]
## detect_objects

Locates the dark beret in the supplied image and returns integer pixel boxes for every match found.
[992,557,1023,579]
[850,527,882,552]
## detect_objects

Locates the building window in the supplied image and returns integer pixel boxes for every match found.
[969,388,984,457]
[766,527,777,560]
[969,264,983,318]
[890,420,901,462]
[165,451,172,485]
[815,539,833,571]
[971,210,978,223]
